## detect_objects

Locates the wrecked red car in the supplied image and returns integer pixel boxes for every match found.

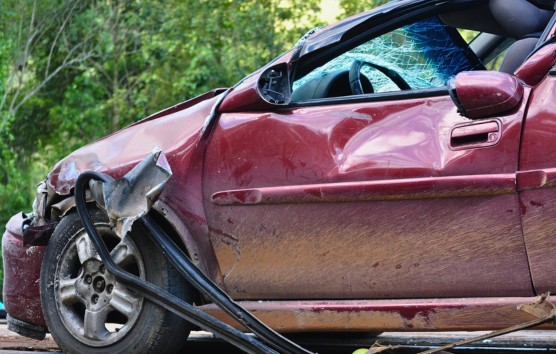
[5,0,556,352]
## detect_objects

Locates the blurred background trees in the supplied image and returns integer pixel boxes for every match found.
[0,0,388,296]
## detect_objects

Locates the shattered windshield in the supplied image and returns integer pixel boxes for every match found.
[293,16,484,96]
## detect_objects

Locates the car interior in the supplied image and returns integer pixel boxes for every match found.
[291,0,556,102]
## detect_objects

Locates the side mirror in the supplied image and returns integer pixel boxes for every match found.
[448,71,524,119]
[257,63,291,105]
[219,62,292,112]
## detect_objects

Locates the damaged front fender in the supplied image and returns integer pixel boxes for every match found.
[89,148,173,237]
[28,89,222,234]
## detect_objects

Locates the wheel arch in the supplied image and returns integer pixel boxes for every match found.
[150,201,212,279]
[49,194,213,301]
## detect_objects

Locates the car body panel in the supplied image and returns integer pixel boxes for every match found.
[47,91,221,195]
[519,74,556,294]
[514,42,556,86]
[2,92,228,329]
[5,0,556,337]
[203,89,532,299]
[2,213,46,327]
[44,91,225,281]
[200,296,556,332]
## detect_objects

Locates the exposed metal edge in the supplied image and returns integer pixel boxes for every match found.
[211,174,516,206]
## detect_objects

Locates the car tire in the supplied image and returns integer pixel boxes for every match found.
[40,209,194,354]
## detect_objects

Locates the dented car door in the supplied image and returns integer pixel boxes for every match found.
[203,88,531,300]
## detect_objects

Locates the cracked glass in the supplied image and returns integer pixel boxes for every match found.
[293,16,484,98]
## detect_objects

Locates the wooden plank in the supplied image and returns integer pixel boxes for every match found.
[3,321,556,353]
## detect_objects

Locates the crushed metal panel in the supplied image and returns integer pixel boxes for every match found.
[89,147,172,237]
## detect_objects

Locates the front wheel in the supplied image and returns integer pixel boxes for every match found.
[40,209,194,354]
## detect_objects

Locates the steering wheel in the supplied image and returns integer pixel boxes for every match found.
[349,60,411,95]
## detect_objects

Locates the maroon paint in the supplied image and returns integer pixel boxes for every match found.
[517,168,556,191]
[0,86,225,324]
[203,85,532,299]
[138,88,226,124]
[45,93,224,282]
[199,296,556,332]
[2,213,46,327]
[211,174,516,205]
[48,94,217,193]
[518,76,556,294]
[520,77,556,171]
[453,71,523,119]
[5,1,556,333]
[514,43,556,86]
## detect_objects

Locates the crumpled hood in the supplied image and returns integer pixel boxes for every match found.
[47,90,224,195]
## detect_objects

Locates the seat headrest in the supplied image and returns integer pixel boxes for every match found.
[490,0,554,39]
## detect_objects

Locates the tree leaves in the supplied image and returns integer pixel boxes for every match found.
[0,0,387,297]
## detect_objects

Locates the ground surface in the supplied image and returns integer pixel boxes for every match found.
[3,321,556,353]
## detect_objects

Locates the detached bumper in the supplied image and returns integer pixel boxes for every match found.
[2,212,47,330]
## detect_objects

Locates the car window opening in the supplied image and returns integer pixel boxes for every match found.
[291,1,555,103]
[292,16,483,101]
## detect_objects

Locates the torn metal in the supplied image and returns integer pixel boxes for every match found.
[418,293,556,354]
[73,151,314,353]
[21,182,58,246]
[89,147,172,237]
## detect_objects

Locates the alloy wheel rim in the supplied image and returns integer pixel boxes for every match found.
[54,225,145,346]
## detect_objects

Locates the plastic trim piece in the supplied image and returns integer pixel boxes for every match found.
[211,174,516,206]
[7,315,47,340]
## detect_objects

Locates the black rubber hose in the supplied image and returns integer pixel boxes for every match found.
[74,171,277,354]
[142,215,315,354]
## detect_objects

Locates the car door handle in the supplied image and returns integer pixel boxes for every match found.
[450,120,500,149]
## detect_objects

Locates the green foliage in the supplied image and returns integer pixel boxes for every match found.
[338,0,389,18]
[458,29,480,43]
[0,0,332,302]
[0,0,398,304]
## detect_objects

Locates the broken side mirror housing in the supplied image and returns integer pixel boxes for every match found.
[257,63,291,105]
[219,56,294,113]
[448,71,524,119]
